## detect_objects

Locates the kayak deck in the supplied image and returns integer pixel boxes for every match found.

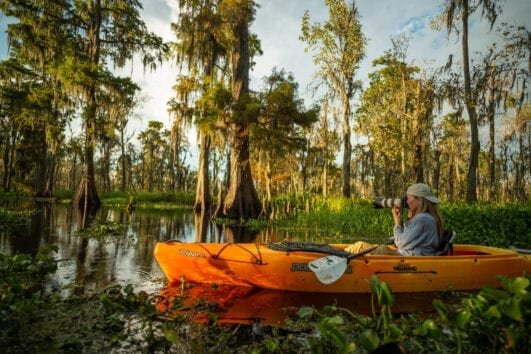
[154,241,531,293]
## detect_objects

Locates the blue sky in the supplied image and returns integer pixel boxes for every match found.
[1,0,530,166]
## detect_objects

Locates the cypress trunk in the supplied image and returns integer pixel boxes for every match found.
[73,94,101,211]
[74,0,102,211]
[194,133,212,212]
[223,124,261,219]
[487,73,496,201]
[223,9,260,219]
[462,0,479,202]
[342,99,351,197]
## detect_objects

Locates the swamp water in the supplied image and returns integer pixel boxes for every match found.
[1,202,444,324]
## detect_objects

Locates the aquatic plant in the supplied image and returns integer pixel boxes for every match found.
[1,262,529,353]
[0,248,58,350]
[0,208,33,231]
[76,220,124,238]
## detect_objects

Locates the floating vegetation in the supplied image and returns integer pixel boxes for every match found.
[0,208,33,231]
[76,220,124,238]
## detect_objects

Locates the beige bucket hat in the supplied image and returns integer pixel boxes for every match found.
[407,183,440,204]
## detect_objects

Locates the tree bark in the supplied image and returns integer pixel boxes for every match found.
[412,81,423,183]
[2,123,18,192]
[515,109,527,200]
[265,153,272,205]
[223,9,261,219]
[74,109,101,211]
[487,72,496,201]
[321,102,329,198]
[224,124,261,219]
[433,147,441,196]
[120,129,127,192]
[462,0,479,202]
[322,160,328,198]
[194,132,212,212]
[101,139,111,193]
[73,0,101,211]
[34,141,54,199]
[342,98,351,197]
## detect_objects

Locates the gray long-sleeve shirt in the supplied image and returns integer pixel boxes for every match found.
[393,212,439,256]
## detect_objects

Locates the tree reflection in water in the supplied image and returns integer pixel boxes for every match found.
[0,204,292,297]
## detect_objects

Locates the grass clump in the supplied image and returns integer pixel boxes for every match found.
[100,191,195,208]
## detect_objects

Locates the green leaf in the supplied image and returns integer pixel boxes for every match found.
[414,319,441,339]
[324,326,347,349]
[423,319,438,331]
[263,338,279,352]
[484,305,502,320]
[455,310,471,329]
[502,298,523,322]
[432,299,448,321]
[414,325,427,336]
[297,306,314,318]
[359,329,380,352]
[480,285,510,301]
[345,342,357,352]
[462,294,489,312]
[370,275,394,306]
[388,323,403,339]
[509,277,529,295]
[370,275,381,293]
[163,329,179,344]
[377,282,394,306]
[323,315,344,326]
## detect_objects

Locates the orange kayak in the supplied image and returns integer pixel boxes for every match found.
[153,241,531,293]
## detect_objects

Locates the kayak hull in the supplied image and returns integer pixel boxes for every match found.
[154,241,531,293]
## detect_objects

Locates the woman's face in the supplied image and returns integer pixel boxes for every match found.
[407,195,419,217]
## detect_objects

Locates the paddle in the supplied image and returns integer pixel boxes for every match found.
[308,245,380,285]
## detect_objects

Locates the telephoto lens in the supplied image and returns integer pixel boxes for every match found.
[372,196,408,209]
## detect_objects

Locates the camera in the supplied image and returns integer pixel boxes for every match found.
[373,196,408,209]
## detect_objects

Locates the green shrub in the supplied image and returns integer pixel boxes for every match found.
[267,195,530,248]
[442,202,530,248]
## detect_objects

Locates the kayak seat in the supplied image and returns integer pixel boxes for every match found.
[435,230,456,256]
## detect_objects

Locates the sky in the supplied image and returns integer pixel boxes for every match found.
[1,0,530,167]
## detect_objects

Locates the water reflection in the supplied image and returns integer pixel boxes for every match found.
[157,282,445,326]
[0,203,296,297]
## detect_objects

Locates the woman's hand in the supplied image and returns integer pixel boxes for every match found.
[392,207,401,225]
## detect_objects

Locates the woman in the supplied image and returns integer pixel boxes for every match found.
[345,183,444,256]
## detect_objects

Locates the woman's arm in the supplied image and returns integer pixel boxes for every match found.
[394,214,438,256]
[394,217,424,249]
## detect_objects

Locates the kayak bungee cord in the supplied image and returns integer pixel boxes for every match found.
[212,243,264,265]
